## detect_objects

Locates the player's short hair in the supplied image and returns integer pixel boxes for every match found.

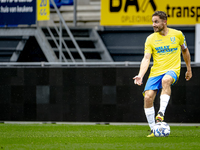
[152,11,167,20]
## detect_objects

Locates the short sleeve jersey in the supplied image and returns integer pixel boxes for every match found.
[145,28,187,78]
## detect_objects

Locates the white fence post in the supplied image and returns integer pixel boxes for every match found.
[195,24,200,63]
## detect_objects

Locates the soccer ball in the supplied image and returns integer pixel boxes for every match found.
[153,122,170,137]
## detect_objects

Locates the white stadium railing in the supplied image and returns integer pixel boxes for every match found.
[0,62,198,67]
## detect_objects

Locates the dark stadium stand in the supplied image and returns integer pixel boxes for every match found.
[0,36,28,62]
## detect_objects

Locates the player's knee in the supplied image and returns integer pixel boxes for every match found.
[162,77,172,86]
[144,94,154,104]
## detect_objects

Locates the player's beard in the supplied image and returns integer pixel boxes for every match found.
[153,24,164,33]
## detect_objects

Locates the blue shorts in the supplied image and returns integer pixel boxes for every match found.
[143,70,178,94]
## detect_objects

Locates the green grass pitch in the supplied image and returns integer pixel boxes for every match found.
[0,124,200,150]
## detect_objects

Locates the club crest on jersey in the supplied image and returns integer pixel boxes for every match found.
[170,37,176,44]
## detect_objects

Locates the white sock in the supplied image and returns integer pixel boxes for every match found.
[144,106,155,130]
[159,94,170,116]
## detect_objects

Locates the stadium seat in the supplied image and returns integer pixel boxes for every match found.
[62,0,73,5]
[50,0,73,8]
[50,0,62,8]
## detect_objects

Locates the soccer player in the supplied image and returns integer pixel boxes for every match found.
[133,11,192,137]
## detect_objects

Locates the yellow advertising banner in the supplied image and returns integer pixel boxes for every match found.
[101,0,200,26]
[37,0,50,21]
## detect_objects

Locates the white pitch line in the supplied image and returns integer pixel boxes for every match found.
[1,121,200,126]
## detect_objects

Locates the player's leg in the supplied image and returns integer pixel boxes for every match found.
[144,90,157,137]
[161,74,174,95]
[156,71,177,122]
[143,75,163,137]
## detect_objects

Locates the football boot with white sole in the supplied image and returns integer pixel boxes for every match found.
[156,112,164,122]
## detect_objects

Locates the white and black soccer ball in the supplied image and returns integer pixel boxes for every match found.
[153,122,170,137]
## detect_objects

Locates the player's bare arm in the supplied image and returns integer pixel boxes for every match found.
[181,47,192,81]
[133,53,151,86]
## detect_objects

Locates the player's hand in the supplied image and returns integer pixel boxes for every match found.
[185,70,192,81]
[133,75,143,86]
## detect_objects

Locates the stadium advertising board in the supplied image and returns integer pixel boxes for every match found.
[37,0,50,21]
[101,0,200,26]
[0,0,36,26]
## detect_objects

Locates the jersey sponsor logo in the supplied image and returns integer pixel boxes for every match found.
[155,45,178,54]
[154,39,164,45]
[155,39,162,42]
